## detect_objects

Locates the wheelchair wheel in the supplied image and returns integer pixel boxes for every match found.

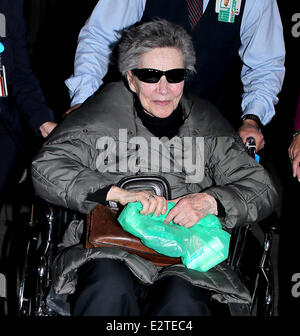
[8,202,53,316]
[17,223,40,316]
[16,200,78,316]
[250,254,275,316]
[231,226,275,316]
[17,239,33,315]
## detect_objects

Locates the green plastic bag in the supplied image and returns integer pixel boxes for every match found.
[118,202,231,272]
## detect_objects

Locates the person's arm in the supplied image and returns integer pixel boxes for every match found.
[288,94,300,181]
[206,135,279,228]
[32,130,167,215]
[65,0,145,108]
[238,0,285,149]
[10,0,56,137]
[166,135,279,229]
[289,133,300,181]
[31,135,103,213]
[88,185,167,216]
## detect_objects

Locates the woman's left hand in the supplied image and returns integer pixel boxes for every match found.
[164,193,218,228]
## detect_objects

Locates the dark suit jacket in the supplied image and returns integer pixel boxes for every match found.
[0,0,54,150]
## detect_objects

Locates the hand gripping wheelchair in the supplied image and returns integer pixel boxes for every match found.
[11,140,279,317]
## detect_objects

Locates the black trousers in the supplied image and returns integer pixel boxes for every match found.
[72,259,214,316]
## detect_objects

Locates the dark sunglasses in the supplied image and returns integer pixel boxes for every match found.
[131,68,187,83]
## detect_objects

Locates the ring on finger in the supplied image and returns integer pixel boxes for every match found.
[147,194,155,200]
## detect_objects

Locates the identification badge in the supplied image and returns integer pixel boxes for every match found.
[218,0,237,23]
[216,0,241,15]
[0,64,8,97]
[0,42,7,97]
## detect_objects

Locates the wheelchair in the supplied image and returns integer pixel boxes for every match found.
[9,140,279,317]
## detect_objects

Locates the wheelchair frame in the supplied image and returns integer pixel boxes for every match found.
[14,176,278,317]
[12,136,278,316]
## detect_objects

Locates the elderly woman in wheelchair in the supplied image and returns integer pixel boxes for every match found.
[31,20,278,316]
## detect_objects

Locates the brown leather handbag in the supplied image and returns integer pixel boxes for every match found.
[85,176,181,267]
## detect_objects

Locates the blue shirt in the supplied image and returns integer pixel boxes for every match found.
[65,0,285,125]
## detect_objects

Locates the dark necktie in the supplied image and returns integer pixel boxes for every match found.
[187,0,203,30]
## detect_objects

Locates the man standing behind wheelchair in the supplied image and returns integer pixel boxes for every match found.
[31,20,278,316]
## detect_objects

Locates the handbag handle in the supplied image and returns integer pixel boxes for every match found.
[108,175,172,211]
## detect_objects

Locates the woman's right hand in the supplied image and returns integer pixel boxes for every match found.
[106,186,168,216]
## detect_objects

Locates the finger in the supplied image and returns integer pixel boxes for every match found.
[296,167,300,182]
[177,216,191,226]
[146,196,158,216]
[293,159,300,178]
[292,160,299,178]
[172,212,187,225]
[288,141,295,156]
[257,138,265,151]
[138,194,151,215]
[164,205,181,224]
[136,191,157,214]
[62,110,71,117]
[153,196,165,217]
[184,219,199,228]
[173,214,200,228]
[161,198,168,215]
[252,132,264,150]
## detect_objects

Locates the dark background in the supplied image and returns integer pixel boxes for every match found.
[22,0,299,316]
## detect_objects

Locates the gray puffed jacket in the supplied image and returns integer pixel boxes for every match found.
[31,81,278,310]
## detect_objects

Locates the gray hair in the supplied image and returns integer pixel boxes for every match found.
[118,19,196,76]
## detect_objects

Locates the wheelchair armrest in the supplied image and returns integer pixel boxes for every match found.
[227,225,250,269]
[227,212,278,271]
